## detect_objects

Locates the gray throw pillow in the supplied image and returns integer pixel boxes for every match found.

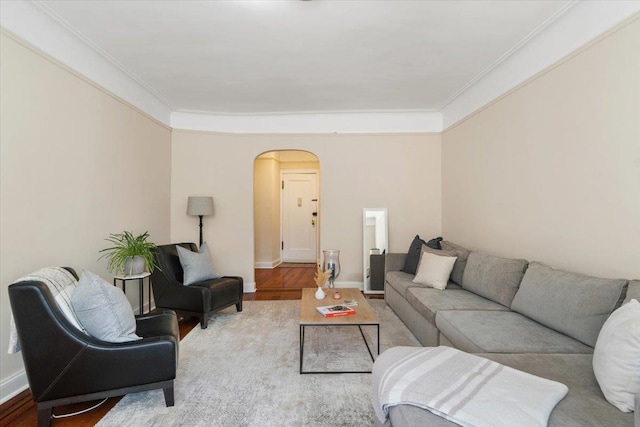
[177,242,221,285]
[71,270,141,342]
[401,235,428,275]
[402,236,442,275]
[440,241,471,285]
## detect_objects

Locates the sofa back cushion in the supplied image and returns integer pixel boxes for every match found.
[511,262,628,347]
[440,241,471,285]
[461,252,528,307]
[624,280,640,304]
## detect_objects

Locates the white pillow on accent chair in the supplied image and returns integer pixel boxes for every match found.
[176,242,222,285]
[71,270,141,343]
[412,251,457,290]
[593,299,640,412]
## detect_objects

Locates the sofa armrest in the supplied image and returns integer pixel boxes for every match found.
[386,253,407,272]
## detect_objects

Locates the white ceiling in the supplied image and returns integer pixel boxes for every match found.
[35,0,574,115]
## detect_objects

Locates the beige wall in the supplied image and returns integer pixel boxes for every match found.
[442,18,640,280]
[0,32,172,398]
[171,131,442,286]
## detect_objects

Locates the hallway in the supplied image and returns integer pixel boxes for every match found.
[250,263,317,300]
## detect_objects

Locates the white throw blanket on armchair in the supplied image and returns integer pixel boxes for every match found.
[7,267,80,354]
[373,346,568,427]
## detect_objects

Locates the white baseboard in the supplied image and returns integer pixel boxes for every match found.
[244,281,256,293]
[254,258,281,269]
[0,369,28,405]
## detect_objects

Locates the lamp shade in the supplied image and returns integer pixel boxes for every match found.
[187,196,214,216]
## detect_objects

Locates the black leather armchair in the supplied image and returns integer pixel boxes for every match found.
[7,268,179,427]
[150,243,243,329]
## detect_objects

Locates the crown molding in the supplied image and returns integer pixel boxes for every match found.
[171,110,443,134]
[0,0,173,126]
[2,1,638,134]
[441,1,640,130]
[438,1,579,111]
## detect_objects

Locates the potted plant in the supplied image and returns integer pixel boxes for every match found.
[99,231,159,275]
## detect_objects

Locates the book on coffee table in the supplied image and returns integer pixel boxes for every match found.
[316,304,356,318]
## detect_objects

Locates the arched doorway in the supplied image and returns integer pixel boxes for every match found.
[253,150,320,269]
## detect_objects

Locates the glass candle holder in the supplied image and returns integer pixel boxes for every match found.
[322,249,340,289]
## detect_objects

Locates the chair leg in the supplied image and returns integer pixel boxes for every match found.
[37,405,52,427]
[236,301,243,312]
[163,384,175,407]
[200,315,208,329]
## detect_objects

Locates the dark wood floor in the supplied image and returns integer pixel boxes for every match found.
[0,264,379,427]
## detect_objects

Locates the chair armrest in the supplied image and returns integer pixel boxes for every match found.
[385,253,407,272]
[136,309,179,340]
[222,275,244,298]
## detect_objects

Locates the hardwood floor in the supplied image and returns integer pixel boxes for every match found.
[250,262,317,300]
[0,264,380,426]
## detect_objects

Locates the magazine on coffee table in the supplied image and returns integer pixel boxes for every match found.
[316,304,356,318]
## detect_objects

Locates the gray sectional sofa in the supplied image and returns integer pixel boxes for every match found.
[381,241,639,427]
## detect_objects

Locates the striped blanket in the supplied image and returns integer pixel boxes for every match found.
[7,267,81,354]
[373,346,568,427]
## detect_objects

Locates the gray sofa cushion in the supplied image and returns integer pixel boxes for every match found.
[386,270,424,297]
[406,287,509,325]
[386,270,461,298]
[436,310,593,354]
[624,279,640,304]
[511,262,628,347]
[385,352,634,427]
[439,241,470,285]
[461,252,528,307]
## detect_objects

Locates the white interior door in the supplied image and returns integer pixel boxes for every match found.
[282,172,318,263]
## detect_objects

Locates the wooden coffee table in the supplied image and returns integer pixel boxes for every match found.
[299,288,380,374]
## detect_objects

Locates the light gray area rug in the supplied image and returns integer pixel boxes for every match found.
[97,299,419,427]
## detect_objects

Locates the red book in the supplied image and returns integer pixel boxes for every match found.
[316,305,356,318]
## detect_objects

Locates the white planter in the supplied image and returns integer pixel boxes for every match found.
[124,256,145,276]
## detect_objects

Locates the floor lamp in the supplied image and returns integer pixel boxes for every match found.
[187,196,214,247]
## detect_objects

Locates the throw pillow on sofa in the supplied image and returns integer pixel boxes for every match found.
[402,235,442,275]
[593,299,640,412]
[440,241,471,285]
[412,251,457,290]
[71,270,141,342]
[177,242,222,285]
